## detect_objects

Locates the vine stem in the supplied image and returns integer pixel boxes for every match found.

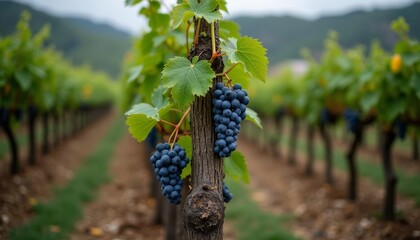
[208,22,221,65]
[211,22,216,55]
[170,108,183,113]
[215,62,239,77]
[194,19,202,46]
[186,21,191,56]
[168,107,191,148]
[161,119,177,127]
[224,73,232,86]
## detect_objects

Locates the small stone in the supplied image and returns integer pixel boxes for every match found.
[333,199,346,209]
[295,204,306,216]
[19,185,27,195]
[312,230,326,239]
[2,214,9,224]
[413,230,420,237]
[104,219,122,234]
[359,218,371,229]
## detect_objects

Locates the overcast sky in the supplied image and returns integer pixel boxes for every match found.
[12,0,418,35]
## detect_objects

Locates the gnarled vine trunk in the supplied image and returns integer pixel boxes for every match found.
[274,109,285,158]
[305,125,315,175]
[1,111,19,174]
[346,126,363,201]
[381,129,397,220]
[183,18,225,240]
[28,107,37,165]
[288,116,299,165]
[53,112,60,148]
[319,123,333,185]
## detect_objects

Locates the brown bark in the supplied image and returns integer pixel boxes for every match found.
[346,126,363,201]
[183,18,225,240]
[1,111,19,174]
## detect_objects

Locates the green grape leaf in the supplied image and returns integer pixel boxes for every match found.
[151,86,169,109]
[218,0,228,13]
[127,65,143,83]
[28,64,46,79]
[126,114,157,143]
[125,103,170,142]
[142,54,163,74]
[153,32,186,49]
[245,107,262,129]
[42,92,54,110]
[360,91,380,113]
[220,20,240,40]
[141,32,157,55]
[226,63,249,88]
[171,3,193,29]
[178,135,192,179]
[171,0,222,29]
[125,103,159,119]
[409,73,420,99]
[222,37,268,82]
[150,13,170,31]
[403,54,420,67]
[15,71,32,91]
[224,151,250,184]
[125,0,143,6]
[381,97,406,123]
[162,56,215,109]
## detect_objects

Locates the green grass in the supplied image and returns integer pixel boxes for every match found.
[8,119,125,240]
[225,179,300,240]
[257,124,420,206]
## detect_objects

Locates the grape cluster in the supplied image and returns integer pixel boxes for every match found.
[0,108,7,124]
[222,182,233,203]
[212,82,249,157]
[343,109,360,134]
[394,119,406,139]
[320,108,340,125]
[14,109,23,122]
[150,143,189,204]
[0,109,24,123]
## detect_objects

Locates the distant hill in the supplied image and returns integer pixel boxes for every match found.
[232,2,420,64]
[1,2,419,74]
[0,1,132,78]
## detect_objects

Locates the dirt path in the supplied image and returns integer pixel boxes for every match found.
[0,112,115,239]
[238,137,420,240]
[70,133,164,240]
